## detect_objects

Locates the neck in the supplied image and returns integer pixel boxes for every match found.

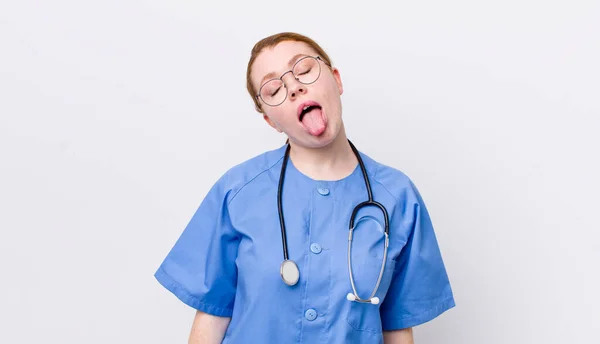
[288,126,358,181]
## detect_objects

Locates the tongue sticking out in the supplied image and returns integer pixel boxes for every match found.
[301,107,326,136]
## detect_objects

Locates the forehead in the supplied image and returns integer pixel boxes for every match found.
[251,41,319,85]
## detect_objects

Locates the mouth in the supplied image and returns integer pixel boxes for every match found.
[297,100,327,136]
[297,101,322,122]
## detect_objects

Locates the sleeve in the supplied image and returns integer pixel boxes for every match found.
[380,179,455,330]
[154,173,240,317]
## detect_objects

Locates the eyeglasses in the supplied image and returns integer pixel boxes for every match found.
[256,56,330,107]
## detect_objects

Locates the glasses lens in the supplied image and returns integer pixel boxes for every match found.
[293,57,321,85]
[260,79,286,106]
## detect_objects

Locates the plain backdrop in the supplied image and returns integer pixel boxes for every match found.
[1,1,599,343]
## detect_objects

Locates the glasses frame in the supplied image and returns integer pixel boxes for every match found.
[256,55,331,107]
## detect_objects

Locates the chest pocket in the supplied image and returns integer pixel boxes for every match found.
[346,255,397,333]
[345,211,398,333]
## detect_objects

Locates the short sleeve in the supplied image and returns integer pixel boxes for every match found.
[154,173,239,317]
[380,180,455,330]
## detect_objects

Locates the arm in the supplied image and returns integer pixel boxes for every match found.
[188,311,231,344]
[383,327,414,344]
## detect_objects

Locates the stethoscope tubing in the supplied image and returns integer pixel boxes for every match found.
[277,140,390,304]
[278,144,292,261]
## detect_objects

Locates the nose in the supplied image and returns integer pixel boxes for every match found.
[283,74,306,101]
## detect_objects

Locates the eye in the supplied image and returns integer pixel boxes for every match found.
[270,86,281,97]
[297,68,311,76]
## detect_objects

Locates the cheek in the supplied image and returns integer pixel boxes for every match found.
[265,108,292,125]
[320,80,341,103]
[319,74,340,95]
[282,106,298,123]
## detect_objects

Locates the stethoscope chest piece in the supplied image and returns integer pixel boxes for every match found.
[280,259,300,286]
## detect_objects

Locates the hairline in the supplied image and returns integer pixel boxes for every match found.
[252,43,322,94]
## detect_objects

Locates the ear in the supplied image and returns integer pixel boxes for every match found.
[263,114,283,133]
[332,67,343,95]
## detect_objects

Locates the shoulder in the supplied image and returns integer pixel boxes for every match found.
[359,150,420,203]
[214,145,287,204]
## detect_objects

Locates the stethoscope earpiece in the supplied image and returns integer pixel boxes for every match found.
[346,292,380,305]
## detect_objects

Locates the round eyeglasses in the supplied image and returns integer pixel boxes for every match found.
[256,56,330,107]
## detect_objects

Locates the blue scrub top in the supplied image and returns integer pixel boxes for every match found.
[154,144,455,343]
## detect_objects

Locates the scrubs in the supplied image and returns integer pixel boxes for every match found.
[154,144,455,343]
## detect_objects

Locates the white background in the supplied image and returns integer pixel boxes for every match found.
[1,1,599,343]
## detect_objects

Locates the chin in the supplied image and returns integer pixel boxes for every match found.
[301,124,342,148]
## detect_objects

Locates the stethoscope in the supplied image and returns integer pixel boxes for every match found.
[277,139,390,305]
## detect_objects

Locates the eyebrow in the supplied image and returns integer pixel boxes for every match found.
[259,53,308,86]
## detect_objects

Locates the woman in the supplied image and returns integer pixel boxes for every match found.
[154,32,455,344]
